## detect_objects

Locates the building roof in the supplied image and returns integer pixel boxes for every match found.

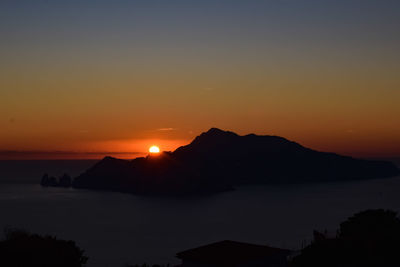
[176,240,291,265]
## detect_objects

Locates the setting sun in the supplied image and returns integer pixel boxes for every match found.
[149,146,160,153]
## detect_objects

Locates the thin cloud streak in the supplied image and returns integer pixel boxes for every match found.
[157,128,176,131]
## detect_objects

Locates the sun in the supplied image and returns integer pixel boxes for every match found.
[149,145,160,153]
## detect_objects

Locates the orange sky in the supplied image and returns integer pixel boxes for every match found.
[1,1,399,159]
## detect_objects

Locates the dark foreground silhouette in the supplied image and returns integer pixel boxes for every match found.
[0,228,88,267]
[2,209,399,267]
[43,128,399,195]
[176,240,291,267]
[125,209,400,266]
[291,209,400,267]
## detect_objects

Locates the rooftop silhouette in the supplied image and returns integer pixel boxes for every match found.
[176,240,291,267]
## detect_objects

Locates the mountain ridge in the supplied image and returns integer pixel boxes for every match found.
[60,128,400,196]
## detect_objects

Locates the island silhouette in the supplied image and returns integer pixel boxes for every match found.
[41,128,399,195]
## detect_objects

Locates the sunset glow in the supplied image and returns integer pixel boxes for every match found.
[149,146,160,154]
[0,1,399,159]
[1,2,400,267]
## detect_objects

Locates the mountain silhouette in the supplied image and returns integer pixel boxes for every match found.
[71,128,399,195]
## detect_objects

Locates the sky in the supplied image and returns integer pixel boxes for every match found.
[1,0,399,159]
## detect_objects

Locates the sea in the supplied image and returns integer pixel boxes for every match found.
[0,158,400,267]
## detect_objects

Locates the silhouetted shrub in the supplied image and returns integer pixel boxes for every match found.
[0,227,88,267]
[339,209,400,241]
[291,209,400,267]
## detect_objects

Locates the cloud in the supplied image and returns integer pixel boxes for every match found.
[157,128,175,131]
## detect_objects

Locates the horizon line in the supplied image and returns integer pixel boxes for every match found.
[0,150,148,160]
[0,150,145,154]
[0,150,399,161]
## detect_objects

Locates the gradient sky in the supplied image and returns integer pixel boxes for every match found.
[1,0,399,159]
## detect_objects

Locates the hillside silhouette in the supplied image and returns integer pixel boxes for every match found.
[0,228,88,267]
[63,128,399,195]
[291,209,400,267]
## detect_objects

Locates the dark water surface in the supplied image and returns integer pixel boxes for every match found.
[0,160,400,266]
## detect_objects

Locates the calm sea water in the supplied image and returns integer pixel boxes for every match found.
[0,159,400,267]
